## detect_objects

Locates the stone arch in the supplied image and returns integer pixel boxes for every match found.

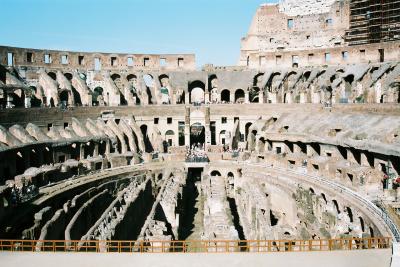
[332,199,340,214]
[143,74,154,87]
[127,74,137,82]
[189,80,205,104]
[245,122,253,141]
[220,89,230,103]
[359,216,365,232]
[64,73,73,81]
[208,74,218,92]
[47,71,56,80]
[143,74,155,104]
[210,170,221,176]
[346,206,354,223]
[190,122,205,147]
[253,73,264,87]
[92,87,104,105]
[59,90,70,107]
[159,74,169,86]
[219,130,227,145]
[140,124,153,153]
[235,89,245,103]
[343,74,354,100]
[29,86,42,107]
[165,130,175,147]
[321,193,328,204]
[369,226,374,237]
[303,71,311,81]
[8,90,25,107]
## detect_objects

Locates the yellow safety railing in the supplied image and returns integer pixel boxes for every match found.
[0,237,391,253]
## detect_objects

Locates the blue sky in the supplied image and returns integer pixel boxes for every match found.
[0,0,278,67]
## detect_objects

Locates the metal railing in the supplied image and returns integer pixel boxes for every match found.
[0,237,391,253]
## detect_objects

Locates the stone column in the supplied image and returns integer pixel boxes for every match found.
[230,91,235,104]
[80,143,85,160]
[105,140,110,154]
[185,106,190,147]
[6,93,14,108]
[93,143,99,157]
[259,91,264,104]
[300,92,306,104]
[245,91,250,104]
[185,90,190,104]
[205,107,211,149]
[24,96,31,108]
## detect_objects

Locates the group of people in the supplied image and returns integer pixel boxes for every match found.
[186,143,209,162]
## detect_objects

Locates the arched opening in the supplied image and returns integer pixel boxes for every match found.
[208,74,218,92]
[15,151,25,175]
[159,74,169,85]
[127,74,137,82]
[159,74,170,104]
[143,74,154,104]
[221,89,230,103]
[369,227,374,237]
[235,89,245,103]
[227,172,234,178]
[309,187,315,195]
[49,97,55,107]
[190,123,205,148]
[92,87,104,106]
[111,73,122,86]
[64,73,73,81]
[165,130,175,147]
[346,207,354,222]
[332,200,340,214]
[47,72,56,80]
[30,86,42,107]
[210,170,221,176]
[343,75,354,101]
[64,75,82,106]
[270,210,279,226]
[0,67,6,84]
[140,124,153,153]
[189,81,205,104]
[245,122,252,141]
[250,86,260,103]
[111,74,126,105]
[126,74,140,104]
[253,73,264,87]
[219,130,227,145]
[303,71,311,81]
[359,217,365,232]
[190,88,204,104]
[59,90,69,107]
[29,149,40,168]
[321,193,327,204]
[9,91,24,107]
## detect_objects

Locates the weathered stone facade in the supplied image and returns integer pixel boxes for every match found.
[0,0,399,253]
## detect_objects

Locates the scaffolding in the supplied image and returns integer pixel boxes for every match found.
[345,0,400,45]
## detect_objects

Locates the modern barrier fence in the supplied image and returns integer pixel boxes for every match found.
[0,237,391,253]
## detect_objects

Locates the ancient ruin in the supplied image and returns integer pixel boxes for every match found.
[0,0,399,265]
